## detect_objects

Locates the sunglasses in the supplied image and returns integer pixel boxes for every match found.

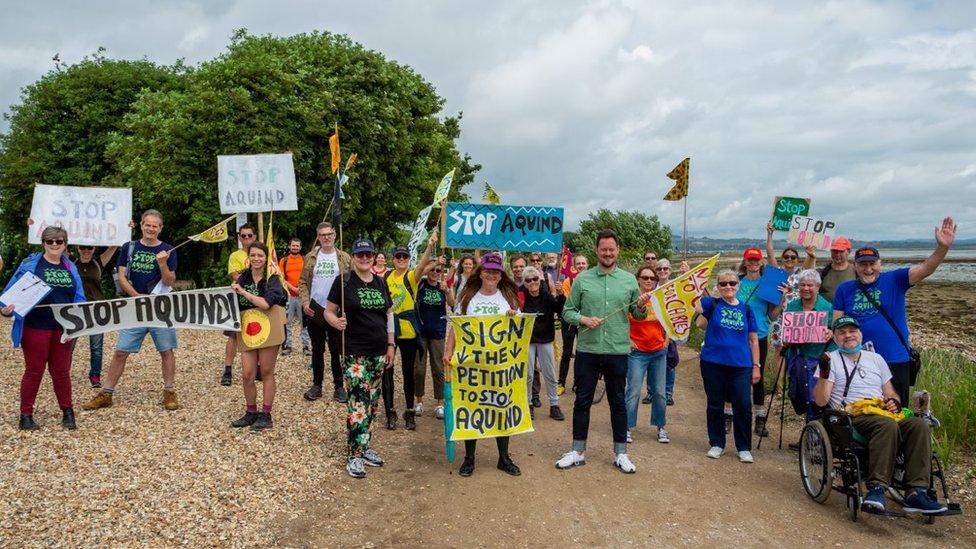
[644,256,656,260]
[240,234,255,239]
[353,252,373,258]
[78,246,95,251]
[639,276,658,281]
[318,232,336,238]
[782,255,798,260]
[432,268,443,273]
[393,254,409,260]
[718,280,738,287]
[524,277,540,283]
[44,239,65,246]
[655,266,669,271]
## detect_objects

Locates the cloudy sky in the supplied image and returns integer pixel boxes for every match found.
[1,0,974,241]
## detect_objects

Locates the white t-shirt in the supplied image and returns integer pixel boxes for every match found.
[455,290,517,317]
[310,250,339,306]
[825,349,892,409]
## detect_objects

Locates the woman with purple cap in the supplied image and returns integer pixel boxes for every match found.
[324,237,396,479]
[443,252,523,477]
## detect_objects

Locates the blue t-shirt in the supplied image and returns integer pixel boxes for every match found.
[26,258,77,330]
[118,240,177,294]
[416,279,448,340]
[700,296,758,368]
[832,268,911,363]
[737,277,770,338]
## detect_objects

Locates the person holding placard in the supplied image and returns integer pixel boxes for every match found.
[230,242,286,431]
[323,238,395,479]
[832,217,957,405]
[84,209,180,412]
[414,260,455,421]
[650,258,688,407]
[299,222,351,403]
[735,248,776,437]
[74,243,120,388]
[443,252,523,477]
[2,226,86,430]
[625,266,670,444]
[220,224,257,386]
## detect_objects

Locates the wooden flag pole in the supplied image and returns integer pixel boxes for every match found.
[257,212,265,242]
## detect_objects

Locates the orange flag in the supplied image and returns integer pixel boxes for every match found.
[329,127,341,174]
[664,157,690,201]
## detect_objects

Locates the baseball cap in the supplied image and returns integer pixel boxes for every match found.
[351,238,375,255]
[392,245,410,258]
[743,248,763,261]
[480,252,504,271]
[833,316,860,330]
[854,247,880,263]
[830,237,852,252]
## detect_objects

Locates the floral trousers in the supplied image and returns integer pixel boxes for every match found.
[344,354,385,457]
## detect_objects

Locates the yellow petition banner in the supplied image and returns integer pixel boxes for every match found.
[648,254,719,343]
[449,314,536,440]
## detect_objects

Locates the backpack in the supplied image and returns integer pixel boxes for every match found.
[787,354,813,415]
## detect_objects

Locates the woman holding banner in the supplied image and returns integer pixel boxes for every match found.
[693,269,761,463]
[230,242,286,431]
[324,238,395,479]
[2,226,86,430]
[735,248,775,437]
[625,266,670,444]
[443,252,523,477]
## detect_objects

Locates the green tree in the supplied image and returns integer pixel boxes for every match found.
[0,52,184,273]
[570,209,673,269]
[108,30,477,285]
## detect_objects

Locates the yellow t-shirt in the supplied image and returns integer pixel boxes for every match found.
[228,249,248,276]
[386,270,419,339]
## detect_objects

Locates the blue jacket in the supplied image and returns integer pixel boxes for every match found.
[2,253,86,347]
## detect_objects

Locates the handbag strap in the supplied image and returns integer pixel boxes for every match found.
[856,282,911,354]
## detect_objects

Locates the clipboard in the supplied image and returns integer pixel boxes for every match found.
[0,272,53,319]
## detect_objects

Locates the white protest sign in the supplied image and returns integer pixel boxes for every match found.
[0,272,52,318]
[788,215,837,251]
[29,184,132,246]
[50,287,241,342]
[217,153,297,214]
[407,204,434,268]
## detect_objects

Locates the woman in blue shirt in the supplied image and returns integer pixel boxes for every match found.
[693,269,760,463]
[736,248,775,436]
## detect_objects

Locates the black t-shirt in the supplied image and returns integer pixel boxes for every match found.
[236,270,286,311]
[26,258,77,330]
[328,272,392,356]
[520,288,562,344]
[416,279,448,340]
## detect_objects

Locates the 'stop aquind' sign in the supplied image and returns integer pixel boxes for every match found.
[444,203,564,252]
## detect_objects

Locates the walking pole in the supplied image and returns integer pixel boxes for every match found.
[757,354,785,450]
[778,356,788,450]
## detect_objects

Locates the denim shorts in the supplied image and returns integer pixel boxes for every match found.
[116,327,178,353]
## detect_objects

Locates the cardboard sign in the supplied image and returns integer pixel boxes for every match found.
[444,203,563,252]
[788,215,836,250]
[781,310,828,344]
[648,254,718,343]
[448,314,536,440]
[29,184,132,246]
[237,306,286,350]
[51,288,240,342]
[771,196,811,232]
[757,266,790,305]
[217,154,297,214]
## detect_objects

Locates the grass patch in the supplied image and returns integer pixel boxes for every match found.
[915,348,976,468]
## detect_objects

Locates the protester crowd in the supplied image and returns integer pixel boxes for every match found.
[0,207,959,514]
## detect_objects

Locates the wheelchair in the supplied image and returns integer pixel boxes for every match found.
[798,408,963,522]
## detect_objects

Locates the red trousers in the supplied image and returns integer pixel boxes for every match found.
[20,326,75,415]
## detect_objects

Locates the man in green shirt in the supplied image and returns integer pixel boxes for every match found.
[557,229,650,474]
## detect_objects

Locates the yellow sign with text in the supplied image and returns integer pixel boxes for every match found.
[648,254,719,343]
[448,314,536,440]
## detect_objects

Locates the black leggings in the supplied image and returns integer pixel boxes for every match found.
[308,320,342,389]
[465,436,510,459]
[383,337,417,414]
[558,324,577,386]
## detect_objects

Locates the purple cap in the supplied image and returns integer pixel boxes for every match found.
[480,252,504,271]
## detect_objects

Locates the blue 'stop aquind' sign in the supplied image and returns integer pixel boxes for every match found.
[445,203,564,253]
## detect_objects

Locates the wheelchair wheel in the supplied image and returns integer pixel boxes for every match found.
[799,421,832,503]
[846,454,862,522]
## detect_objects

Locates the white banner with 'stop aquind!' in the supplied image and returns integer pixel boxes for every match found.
[50,288,241,342]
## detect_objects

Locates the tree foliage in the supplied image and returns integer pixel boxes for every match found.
[570,209,673,269]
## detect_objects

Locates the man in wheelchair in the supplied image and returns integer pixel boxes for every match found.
[812,316,947,515]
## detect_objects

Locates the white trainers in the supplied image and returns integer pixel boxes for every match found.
[706,446,725,459]
[363,449,384,467]
[435,405,445,419]
[737,450,755,463]
[415,403,424,417]
[555,450,586,469]
[657,428,670,444]
[614,453,636,474]
[346,457,366,478]
[626,430,633,443]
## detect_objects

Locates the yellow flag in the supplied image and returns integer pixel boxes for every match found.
[188,216,232,243]
[664,157,690,201]
[482,181,501,205]
[647,253,719,342]
[345,152,358,171]
[329,127,341,174]
[266,212,280,280]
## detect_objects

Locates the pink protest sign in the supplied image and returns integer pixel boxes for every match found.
[781,310,828,344]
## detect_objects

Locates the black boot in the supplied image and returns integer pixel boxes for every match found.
[404,409,416,430]
[250,412,273,431]
[459,455,475,477]
[231,411,259,428]
[19,415,39,431]
[497,454,522,476]
[754,414,769,437]
[386,411,398,430]
[220,365,232,386]
[62,408,77,430]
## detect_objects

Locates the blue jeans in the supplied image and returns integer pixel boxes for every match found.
[572,352,628,452]
[626,348,668,429]
[88,333,104,377]
[666,367,676,398]
[116,327,178,353]
[700,359,752,451]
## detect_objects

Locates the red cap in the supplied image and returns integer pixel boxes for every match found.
[743,248,763,260]
[830,237,852,251]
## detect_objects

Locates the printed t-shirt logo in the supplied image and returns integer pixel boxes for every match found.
[851,287,881,316]
[357,287,386,309]
[719,306,745,331]
[314,258,337,278]
[472,301,501,315]
[130,250,159,274]
[239,281,260,307]
[422,287,443,306]
[44,266,73,288]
